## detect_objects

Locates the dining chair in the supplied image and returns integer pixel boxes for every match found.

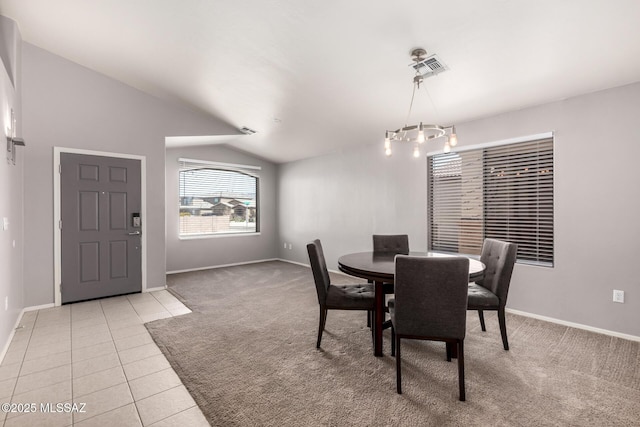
[372,234,409,293]
[389,255,469,400]
[370,234,410,327]
[468,238,518,350]
[372,234,409,255]
[307,239,376,349]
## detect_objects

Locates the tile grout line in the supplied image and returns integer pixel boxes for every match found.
[143,392,198,427]
[6,310,37,401]
[70,303,77,426]
[5,309,70,424]
[95,298,144,426]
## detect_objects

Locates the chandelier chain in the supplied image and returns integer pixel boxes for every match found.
[405,78,417,127]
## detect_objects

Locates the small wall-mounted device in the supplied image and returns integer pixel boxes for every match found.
[6,109,26,165]
[132,213,141,228]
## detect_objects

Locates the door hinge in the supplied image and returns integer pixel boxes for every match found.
[59,219,62,229]
[58,164,61,174]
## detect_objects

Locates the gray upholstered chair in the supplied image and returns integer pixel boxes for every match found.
[307,239,375,349]
[372,234,409,296]
[389,255,469,400]
[468,238,518,350]
[372,234,409,255]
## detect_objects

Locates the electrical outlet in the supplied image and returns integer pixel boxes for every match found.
[2,217,8,231]
[613,290,625,303]
[4,296,8,311]
[288,243,292,250]
[283,242,287,249]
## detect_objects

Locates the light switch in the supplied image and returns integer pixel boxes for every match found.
[2,218,8,231]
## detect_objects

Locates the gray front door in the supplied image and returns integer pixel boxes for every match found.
[61,153,142,303]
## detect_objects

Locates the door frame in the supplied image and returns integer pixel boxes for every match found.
[53,147,147,306]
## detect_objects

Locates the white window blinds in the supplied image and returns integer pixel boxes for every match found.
[428,137,554,266]
[178,158,260,237]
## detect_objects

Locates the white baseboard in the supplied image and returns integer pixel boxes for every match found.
[24,303,55,312]
[278,258,353,277]
[166,258,279,275]
[506,308,640,342]
[278,258,309,268]
[0,311,24,364]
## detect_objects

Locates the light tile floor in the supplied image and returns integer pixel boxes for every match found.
[0,290,209,426]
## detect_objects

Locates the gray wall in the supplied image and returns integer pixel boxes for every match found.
[278,82,640,338]
[21,43,237,306]
[0,16,23,355]
[165,145,278,272]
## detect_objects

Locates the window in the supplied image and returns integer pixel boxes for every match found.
[428,137,554,266]
[178,158,260,237]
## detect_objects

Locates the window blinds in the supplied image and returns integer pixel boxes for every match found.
[428,137,554,266]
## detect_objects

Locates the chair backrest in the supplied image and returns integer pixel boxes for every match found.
[373,234,409,254]
[477,239,518,304]
[394,256,469,339]
[306,239,331,304]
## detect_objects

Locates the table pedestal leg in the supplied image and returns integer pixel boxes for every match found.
[374,281,384,356]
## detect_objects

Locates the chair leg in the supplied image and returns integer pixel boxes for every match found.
[446,342,452,362]
[316,307,327,348]
[367,310,371,328]
[478,310,486,331]
[391,326,395,356]
[396,336,402,394]
[322,308,328,330]
[498,307,509,350]
[458,340,466,401]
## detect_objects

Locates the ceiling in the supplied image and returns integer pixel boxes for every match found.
[2,0,640,163]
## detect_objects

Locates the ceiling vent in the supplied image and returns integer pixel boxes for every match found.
[409,54,448,78]
[239,126,257,135]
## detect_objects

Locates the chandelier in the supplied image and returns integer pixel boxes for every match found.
[384,48,457,158]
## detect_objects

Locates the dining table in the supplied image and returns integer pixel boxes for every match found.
[337,251,485,356]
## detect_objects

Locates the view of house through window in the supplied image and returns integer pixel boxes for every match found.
[178,159,260,236]
[428,137,554,266]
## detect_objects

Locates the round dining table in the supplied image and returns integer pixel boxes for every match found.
[338,251,485,356]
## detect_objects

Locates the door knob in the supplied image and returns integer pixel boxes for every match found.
[127,231,141,236]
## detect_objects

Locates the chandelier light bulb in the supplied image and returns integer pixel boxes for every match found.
[449,130,458,147]
[443,141,451,153]
[417,122,425,143]
[413,144,420,158]
[384,132,391,149]
[385,147,392,156]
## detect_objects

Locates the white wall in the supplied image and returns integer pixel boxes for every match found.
[278,82,640,338]
[0,15,23,357]
[21,43,238,306]
[165,145,278,272]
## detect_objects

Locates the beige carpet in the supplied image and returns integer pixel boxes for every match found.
[146,261,640,426]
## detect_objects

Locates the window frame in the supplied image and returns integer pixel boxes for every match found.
[426,132,554,267]
[178,158,261,239]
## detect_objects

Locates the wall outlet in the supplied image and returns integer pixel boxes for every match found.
[288,243,292,250]
[4,296,8,311]
[2,217,8,231]
[613,290,625,303]
[283,242,287,249]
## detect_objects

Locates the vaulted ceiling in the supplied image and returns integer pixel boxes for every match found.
[2,0,640,163]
